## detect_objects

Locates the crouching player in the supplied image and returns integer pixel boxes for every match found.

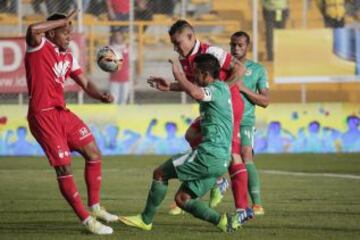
[25,10,118,234]
[119,54,241,232]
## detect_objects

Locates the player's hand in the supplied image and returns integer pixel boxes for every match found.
[168,59,185,81]
[100,92,114,103]
[147,76,170,91]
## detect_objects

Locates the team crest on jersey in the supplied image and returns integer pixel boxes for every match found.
[245,69,252,76]
[53,60,71,86]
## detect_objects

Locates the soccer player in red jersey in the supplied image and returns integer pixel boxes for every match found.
[25,10,118,235]
[148,20,253,224]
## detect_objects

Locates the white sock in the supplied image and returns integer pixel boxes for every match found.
[90,203,100,211]
[82,216,92,225]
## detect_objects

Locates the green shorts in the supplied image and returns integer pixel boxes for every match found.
[160,150,227,198]
[240,125,255,148]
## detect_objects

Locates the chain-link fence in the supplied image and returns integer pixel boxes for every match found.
[0,0,360,104]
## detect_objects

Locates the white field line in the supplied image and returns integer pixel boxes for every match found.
[261,170,360,180]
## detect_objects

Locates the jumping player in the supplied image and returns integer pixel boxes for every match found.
[25,10,118,234]
[119,54,241,232]
[230,31,269,215]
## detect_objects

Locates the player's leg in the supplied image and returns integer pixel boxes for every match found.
[119,157,177,230]
[28,111,112,235]
[66,111,118,222]
[175,180,240,233]
[169,118,202,215]
[241,126,264,215]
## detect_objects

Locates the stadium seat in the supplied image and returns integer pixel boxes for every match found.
[0,13,18,25]
[23,14,45,22]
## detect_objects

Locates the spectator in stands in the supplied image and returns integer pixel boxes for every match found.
[346,0,360,20]
[135,0,153,21]
[317,0,346,28]
[151,0,177,15]
[0,0,16,13]
[109,30,130,104]
[106,0,130,32]
[262,0,289,61]
[31,0,75,15]
[87,0,107,15]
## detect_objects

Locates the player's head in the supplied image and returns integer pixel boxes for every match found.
[45,13,73,51]
[193,53,220,86]
[230,31,250,60]
[168,20,196,57]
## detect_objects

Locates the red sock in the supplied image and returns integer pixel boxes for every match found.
[85,159,102,207]
[57,175,89,221]
[229,163,249,210]
[189,135,202,149]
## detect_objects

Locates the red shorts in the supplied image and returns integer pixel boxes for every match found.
[188,85,244,154]
[28,108,94,167]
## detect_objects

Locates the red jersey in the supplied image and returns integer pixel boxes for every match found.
[25,37,82,114]
[108,0,130,14]
[179,40,232,82]
[110,43,129,82]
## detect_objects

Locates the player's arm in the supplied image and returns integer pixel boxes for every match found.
[239,86,269,108]
[25,10,77,47]
[226,57,246,86]
[147,77,184,91]
[71,73,114,103]
[169,60,205,101]
[240,66,269,108]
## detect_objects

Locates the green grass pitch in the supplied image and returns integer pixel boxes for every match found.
[0,154,360,240]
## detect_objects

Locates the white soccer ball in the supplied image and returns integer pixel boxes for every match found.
[96,46,123,72]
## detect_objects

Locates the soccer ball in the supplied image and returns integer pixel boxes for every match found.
[96,46,123,72]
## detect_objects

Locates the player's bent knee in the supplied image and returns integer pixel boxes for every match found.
[175,192,191,209]
[153,168,165,181]
[55,165,72,177]
[82,141,102,161]
[241,147,253,163]
[231,153,243,164]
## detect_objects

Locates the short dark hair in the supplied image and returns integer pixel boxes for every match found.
[47,13,67,21]
[231,31,250,44]
[194,54,220,79]
[168,19,193,36]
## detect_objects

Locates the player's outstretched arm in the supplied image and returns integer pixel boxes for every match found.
[169,59,204,101]
[26,9,78,47]
[147,77,183,91]
[72,73,114,103]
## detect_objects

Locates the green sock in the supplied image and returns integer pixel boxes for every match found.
[246,162,262,205]
[183,199,221,225]
[141,180,168,224]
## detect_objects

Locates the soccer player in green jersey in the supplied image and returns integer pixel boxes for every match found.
[119,54,240,232]
[230,31,270,215]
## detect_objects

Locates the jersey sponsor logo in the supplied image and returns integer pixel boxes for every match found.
[52,60,71,86]
[79,127,89,137]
